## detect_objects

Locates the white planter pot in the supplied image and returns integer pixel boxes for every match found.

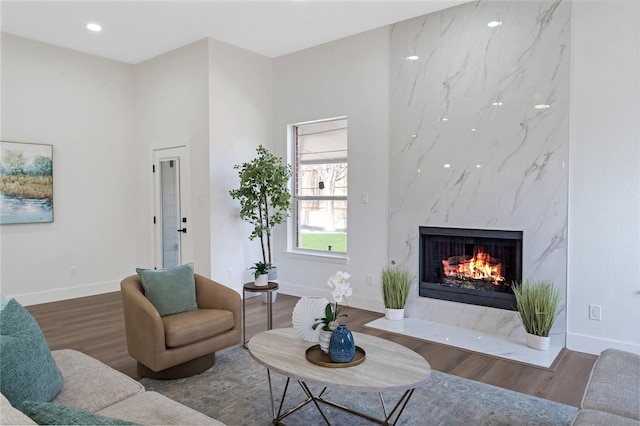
[319,328,333,354]
[525,333,550,351]
[385,308,405,321]
[254,273,269,287]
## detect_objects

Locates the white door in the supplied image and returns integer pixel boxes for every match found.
[153,146,193,269]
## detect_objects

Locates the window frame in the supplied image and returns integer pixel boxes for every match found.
[287,117,349,262]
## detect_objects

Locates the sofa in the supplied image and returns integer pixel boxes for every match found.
[1,348,224,425]
[573,348,640,425]
[1,294,225,425]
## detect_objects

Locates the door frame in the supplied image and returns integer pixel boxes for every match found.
[152,144,193,269]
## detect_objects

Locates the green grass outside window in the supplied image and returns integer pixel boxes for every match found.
[299,232,347,253]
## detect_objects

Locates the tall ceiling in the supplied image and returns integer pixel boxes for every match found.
[1,1,469,64]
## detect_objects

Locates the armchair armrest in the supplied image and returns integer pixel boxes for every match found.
[120,276,166,369]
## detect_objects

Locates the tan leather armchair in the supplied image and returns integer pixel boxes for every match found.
[120,273,241,379]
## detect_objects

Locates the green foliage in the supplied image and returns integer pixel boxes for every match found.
[33,156,53,176]
[512,280,561,337]
[250,261,271,279]
[229,145,292,264]
[381,266,412,309]
[312,302,347,331]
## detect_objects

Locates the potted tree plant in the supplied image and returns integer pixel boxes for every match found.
[512,279,561,350]
[230,145,292,298]
[381,266,411,320]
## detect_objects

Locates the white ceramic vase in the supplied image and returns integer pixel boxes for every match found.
[254,273,268,287]
[525,333,550,351]
[385,308,405,321]
[319,328,333,354]
[291,296,329,342]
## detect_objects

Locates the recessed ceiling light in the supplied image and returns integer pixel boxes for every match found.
[488,21,502,28]
[534,104,551,110]
[86,23,102,32]
[441,118,448,122]
[492,101,503,106]
[471,128,477,132]
[444,164,451,168]
[406,55,420,61]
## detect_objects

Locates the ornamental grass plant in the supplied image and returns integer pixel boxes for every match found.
[381,267,411,309]
[512,280,561,337]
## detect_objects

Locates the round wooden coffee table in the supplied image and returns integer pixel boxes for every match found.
[248,328,431,425]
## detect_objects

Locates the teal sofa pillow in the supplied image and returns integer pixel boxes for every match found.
[22,401,140,425]
[0,299,64,410]
[136,262,197,316]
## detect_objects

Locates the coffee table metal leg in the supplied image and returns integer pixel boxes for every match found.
[266,292,273,329]
[264,370,416,425]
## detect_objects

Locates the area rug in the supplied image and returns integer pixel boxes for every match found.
[140,346,577,425]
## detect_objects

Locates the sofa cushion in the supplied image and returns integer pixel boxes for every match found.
[0,299,64,410]
[136,263,198,316]
[0,393,36,425]
[581,348,640,421]
[97,391,225,425]
[51,349,143,413]
[21,401,140,425]
[162,309,235,348]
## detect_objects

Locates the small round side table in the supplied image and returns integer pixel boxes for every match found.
[243,281,279,348]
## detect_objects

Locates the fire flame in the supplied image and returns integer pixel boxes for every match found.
[442,251,504,284]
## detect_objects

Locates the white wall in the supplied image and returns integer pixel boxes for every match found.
[567,0,640,354]
[207,39,273,292]
[273,27,390,311]
[0,34,136,304]
[133,39,212,277]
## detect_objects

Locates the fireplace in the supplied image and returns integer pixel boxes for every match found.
[419,227,523,310]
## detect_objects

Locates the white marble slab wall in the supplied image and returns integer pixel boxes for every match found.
[389,1,570,343]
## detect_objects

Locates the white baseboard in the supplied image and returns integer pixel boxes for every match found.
[11,280,121,306]
[567,332,640,355]
[277,281,384,314]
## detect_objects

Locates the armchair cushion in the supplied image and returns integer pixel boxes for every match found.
[162,309,235,348]
[136,263,197,316]
[0,299,64,410]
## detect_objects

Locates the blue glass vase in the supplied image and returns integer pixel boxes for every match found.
[329,324,355,363]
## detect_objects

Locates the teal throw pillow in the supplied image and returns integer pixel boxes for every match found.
[0,299,64,410]
[136,262,197,316]
[21,401,140,425]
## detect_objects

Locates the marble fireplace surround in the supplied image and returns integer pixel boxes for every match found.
[375,1,571,365]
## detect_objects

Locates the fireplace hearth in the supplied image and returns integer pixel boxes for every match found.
[420,227,523,310]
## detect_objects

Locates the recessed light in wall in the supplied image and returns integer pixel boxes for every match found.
[534,104,551,110]
[488,21,502,28]
[86,22,102,32]
[406,55,420,61]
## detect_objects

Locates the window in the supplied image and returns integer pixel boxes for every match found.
[291,118,347,254]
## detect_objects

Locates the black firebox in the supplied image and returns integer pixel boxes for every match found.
[419,227,523,310]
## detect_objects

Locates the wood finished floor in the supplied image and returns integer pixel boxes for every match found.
[26,292,596,408]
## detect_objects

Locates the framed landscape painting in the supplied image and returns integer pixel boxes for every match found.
[0,141,53,224]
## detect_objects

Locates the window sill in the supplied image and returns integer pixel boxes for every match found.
[285,250,349,265]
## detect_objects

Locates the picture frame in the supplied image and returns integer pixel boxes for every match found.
[0,141,54,224]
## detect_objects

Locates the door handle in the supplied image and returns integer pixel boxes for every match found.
[177,228,187,234]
